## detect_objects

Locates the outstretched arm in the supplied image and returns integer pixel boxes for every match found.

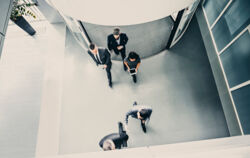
[125,111,133,125]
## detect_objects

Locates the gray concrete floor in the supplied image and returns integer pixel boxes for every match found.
[58,17,229,154]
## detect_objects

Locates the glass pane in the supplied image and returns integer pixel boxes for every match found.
[232,85,250,134]
[203,0,229,26]
[74,32,87,45]
[220,31,250,88]
[63,16,81,33]
[212,0,250,51]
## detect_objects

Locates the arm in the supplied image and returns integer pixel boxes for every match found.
[104,49,111,65]
[122,34,128,46]
[135,56,141,71]
[125,111,133,125]
[124,61,130,71]
[136,62,141,71]
[107,36,112,51]
[146,109,152,123]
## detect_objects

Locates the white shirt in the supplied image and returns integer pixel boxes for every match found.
[116,38,120,45]
[95,50,102,64]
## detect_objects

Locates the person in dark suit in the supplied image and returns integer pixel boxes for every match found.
[99,122,129,151]
[88,43,113,88]
[107,28,128,71]
[125,101,152,133]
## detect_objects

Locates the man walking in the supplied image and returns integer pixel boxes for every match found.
[99,122,129,151]
[125,102,152,133]
[107,28,128,71]
[88,43,113,88]
[124,52,141,83]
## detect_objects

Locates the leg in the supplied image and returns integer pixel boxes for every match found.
[106,63,112,87]
[132,74,137,83]
[122,136,128,148]
[118,122,124,134]
[114,49,119,55]
[141,120,146,133]
[118,122,128,148]
[120,48,127,71]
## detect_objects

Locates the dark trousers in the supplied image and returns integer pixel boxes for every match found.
[132,74,137,83]
[118,122,128,147]
[141,121,146,133]
[115,48,127,70]
[106,62,112,84]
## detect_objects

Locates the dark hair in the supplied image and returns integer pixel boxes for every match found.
[133,101,137,106]
[89,43,95,50]
[128,52,138,60]
[113,28,120,35]
[139,109,148,120]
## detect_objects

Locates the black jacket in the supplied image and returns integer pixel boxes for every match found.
[107,33,128,53]
[99,133,129,149]
[125,105,152,124]
[88,47,111,66]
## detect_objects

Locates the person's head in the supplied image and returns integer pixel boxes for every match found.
[137,109,148,121]
[128,52,138,62]
[102,139,115,151]
[113,27,120,39]
[133,101,137,106]
[89,43,98,54]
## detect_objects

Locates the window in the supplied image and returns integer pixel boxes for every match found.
[232,85,250,134]
[203,0,229,26]
[211,0,250,52]
[220,31,250,88]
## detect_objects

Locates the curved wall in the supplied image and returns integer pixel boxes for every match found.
[83,16,174,59]
[48,0,195,26]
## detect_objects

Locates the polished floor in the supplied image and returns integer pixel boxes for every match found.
[0,21,66,158]
[58,17,229,154]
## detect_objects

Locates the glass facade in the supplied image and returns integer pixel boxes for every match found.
[203,0,250,134]
[232,85,250,134]
[211,0,250,51]
[220,31,250,88]
[203,0,229,26]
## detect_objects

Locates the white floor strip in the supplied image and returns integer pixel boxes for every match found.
[35,22,66,158]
